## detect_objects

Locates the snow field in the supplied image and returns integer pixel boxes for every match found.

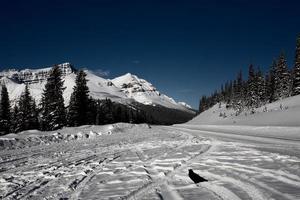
[0,125,211,199]
[1,123,299,199]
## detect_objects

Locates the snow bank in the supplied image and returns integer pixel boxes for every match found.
[0,123,149,150]
[188,94,300,126]
[175,124,300,141]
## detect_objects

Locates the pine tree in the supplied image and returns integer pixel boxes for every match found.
[232,70,244,112]
[275,53,290,99]
[246,64,257,108]
[86,97,97,125]
[292,35,300,95]
[40,65,66,130]
[10,105,21,133]
[266,60,277,102]
[225,81,233,105]
[0,84,11,135]
[256,68,266,107]
[199,95,207,113]
[17,85,39,131]
[67,70,90,126]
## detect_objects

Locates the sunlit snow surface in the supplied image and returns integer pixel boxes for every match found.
[0,124,299,199]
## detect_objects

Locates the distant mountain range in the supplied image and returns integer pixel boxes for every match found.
[0,63,195,123]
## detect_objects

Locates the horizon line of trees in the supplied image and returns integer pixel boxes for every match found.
[0,66,149,135]
[199,34,300,114]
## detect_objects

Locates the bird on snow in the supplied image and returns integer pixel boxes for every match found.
[188,169,208,183]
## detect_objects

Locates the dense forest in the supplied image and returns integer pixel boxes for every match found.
[199,35,300,115]
[0,66,194,135]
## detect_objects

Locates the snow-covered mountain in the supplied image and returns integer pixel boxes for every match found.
[0,63,193,112]
[0,63,128,106]
[111,73,192,110]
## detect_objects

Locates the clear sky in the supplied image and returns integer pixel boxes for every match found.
[1,0,300,108]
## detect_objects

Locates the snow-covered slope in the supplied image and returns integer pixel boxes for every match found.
[0,63,127,105]
[0,63,193,112]
[188,94,300,126]
[111,73,192,111]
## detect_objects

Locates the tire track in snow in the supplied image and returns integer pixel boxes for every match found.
[201,171,267,200]
[199,183,241,200]
[124,131,213,200]
[2,150,125,200]
[68,154,122,200]
[2,139,140,199]
[167,126,300,200]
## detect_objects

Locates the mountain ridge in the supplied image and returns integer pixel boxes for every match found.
[0,62,194,113]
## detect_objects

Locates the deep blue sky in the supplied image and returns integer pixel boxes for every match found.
[1,0,300,108]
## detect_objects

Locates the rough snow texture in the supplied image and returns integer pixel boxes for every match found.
[188,94,300,126]
[0,63,192,112]
[0,124,299,199]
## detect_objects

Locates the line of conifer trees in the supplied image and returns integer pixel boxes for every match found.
[0,66,147,135]
[199,34,300,114]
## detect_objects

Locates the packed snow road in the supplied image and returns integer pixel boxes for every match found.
[0,123,299,200]
[169,125,300,200]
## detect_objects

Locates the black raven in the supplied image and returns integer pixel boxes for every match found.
[188,169,208,183]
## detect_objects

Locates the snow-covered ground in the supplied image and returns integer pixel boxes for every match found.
[188,95,300,126]
[0,123,299,199]
[1,94,300,199]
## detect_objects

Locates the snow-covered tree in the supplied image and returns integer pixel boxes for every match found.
[232,70,244,112]
[224,81,233,105]
[256,68,266,106]
[292,35,300,96]
[0,84,11,135]
[246,64,258,108]
[265,60,276,103]
[17,85,39,132]
[199,95,208,113]
[40,65,66,130]
[67,70,90,126]
[10,105,21,133]
[274,53,290,99]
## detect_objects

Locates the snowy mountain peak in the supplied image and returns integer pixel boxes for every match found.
[112,73,193,111]
[0,63,194,113]
[178,102,192,109]
[112,73,157,92]
[0,62,75,85]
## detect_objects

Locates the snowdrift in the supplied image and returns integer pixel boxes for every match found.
[0,123,150,151]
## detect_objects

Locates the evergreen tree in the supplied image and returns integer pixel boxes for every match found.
[0,84,11,135]
[103,99,114,123]
[40,65,66,130]
[86,97,97,125]
[199,95,207,113]
[256,68,266,106]
[17,85,39,131]
[292,35,300,95]
[67,70,90,126]
[94,99,115,124]
[275,53,290,99]
[232,70,244,112]
[225,81,233,105]
[10,105,21,133]
[265,60,277,102]
[246,64,257,108]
